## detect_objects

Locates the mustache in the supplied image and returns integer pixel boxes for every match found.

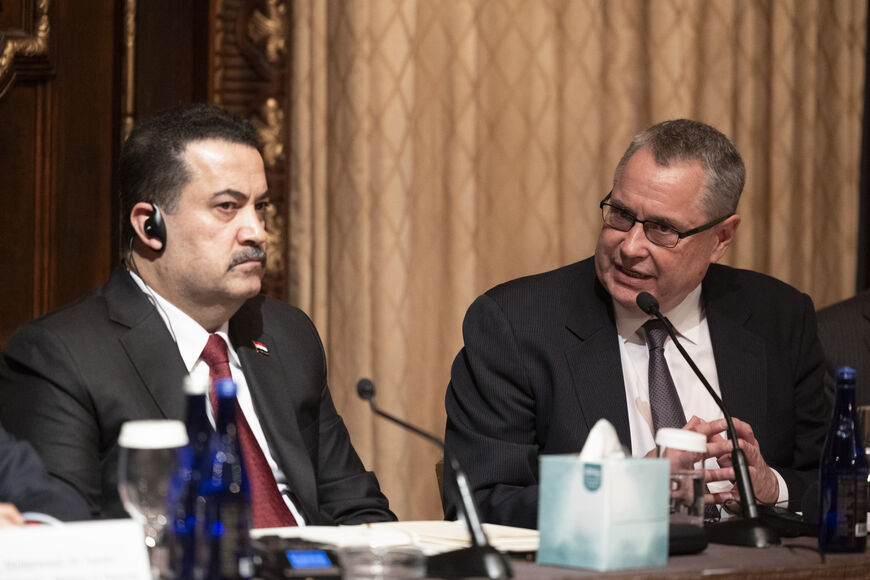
[229,246,267,269]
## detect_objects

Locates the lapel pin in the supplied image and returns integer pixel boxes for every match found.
[252,340,270,355]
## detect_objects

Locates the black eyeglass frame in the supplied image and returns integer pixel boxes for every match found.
[599,191,733,248]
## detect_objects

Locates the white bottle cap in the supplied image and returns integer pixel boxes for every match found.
[183,373,209,396]
[118,419,188,449]
[654,427,706,453]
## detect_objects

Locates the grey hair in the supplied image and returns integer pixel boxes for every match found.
[613,119,745,218]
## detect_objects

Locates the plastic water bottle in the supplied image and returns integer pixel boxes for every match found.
[819,366,868,552]
[199,378,254,579]
[168,374,213,579]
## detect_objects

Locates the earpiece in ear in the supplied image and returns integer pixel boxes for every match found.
[143,203,167,252]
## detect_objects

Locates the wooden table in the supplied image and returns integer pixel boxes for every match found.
[509,537,870,579]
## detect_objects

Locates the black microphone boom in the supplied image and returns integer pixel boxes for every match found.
[635,292,779,548]
[356,378,512,579]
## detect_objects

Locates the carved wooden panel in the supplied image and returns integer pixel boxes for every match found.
[0,0,116,346]
[0,0,53,100]
[213,0,290,300]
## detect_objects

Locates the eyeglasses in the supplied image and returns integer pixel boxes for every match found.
[599,191,732,248]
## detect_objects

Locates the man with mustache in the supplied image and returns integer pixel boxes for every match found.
[0,104,395,525]
[443,119,829,529]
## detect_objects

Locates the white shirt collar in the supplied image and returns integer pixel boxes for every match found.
[614,284,705,346]
[127,269,238,372]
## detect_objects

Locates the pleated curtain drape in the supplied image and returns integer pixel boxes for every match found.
[285,0,866,520]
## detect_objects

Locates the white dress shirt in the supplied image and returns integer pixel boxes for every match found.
[129,270,306,524]
[615,284,788,504]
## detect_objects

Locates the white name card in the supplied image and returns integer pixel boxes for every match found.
[0,518,151,580]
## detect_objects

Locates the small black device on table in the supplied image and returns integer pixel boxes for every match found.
[253,535,341,580]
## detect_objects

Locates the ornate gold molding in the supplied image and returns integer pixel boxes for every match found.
[213,0,290,298]
[121,0,137,141]
[256,97,286,283]
[252,97,285,169]
[264,202,286,286]
[0,0,51,99]
[213,0,225,105]
[247,0,287,65]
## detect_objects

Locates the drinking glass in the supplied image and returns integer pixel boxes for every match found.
[118,419,188,579]
[337,546,425,580]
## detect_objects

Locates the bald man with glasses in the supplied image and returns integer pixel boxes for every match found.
[443,119,829,529]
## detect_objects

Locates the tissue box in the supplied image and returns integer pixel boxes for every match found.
[537,455,669,571]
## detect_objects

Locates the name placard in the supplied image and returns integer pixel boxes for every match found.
[0,519,150,580]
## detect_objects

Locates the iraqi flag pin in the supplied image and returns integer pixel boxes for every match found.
[252,340,270,355]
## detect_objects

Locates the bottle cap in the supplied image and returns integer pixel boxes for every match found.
[654,427,706,453]
[215,378,237,398]
[836,366,857,383]
[118,419,188,449]
[183,373,209,396]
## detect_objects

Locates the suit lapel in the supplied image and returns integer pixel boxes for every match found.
[230,309,318,521]
[564,277,631,448]
[105,266,187,419]
[703,269,767,442]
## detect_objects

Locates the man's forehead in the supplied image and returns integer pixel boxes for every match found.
[615,151,705,196]
[182,137,260,157]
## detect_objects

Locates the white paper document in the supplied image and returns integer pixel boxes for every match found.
[0,519,151,580]
[251,520,539,555]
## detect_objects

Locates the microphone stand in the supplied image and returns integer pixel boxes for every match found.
[357,379,513,579]
[636,293,780,548]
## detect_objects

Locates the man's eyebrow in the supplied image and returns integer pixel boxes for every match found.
[211,189,246,201]
[210,189,271,202]
[610,197,680,229]
[609,198,634,214]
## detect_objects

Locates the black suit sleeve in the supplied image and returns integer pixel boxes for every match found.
[0,424,90,521]
[444,293,540,529]
[292,313,396,525]
[0,324,103,518]
[312,384,397,524]
[776,292,831,508]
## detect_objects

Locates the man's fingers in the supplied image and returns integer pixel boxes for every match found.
[0,503,24,527]
[730,417,760,445]
[690,418,728,438]
[704,491,737,505]
[705,467,735,482]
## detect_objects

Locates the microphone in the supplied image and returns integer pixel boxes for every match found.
[635,292,780,548]
[356,379,512,579]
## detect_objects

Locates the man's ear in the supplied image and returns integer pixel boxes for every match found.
[130,202,165,252]
[710,214,740,263]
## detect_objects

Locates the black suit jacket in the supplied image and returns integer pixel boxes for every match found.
[0,423,89,520]
[443,258,829,528]
[0,266,395,524]
[817,290,870,405]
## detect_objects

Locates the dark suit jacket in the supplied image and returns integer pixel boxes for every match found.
[443,258,830,528]
[817,290,870,406]
[0,423,89,520]
[0,266,395,524]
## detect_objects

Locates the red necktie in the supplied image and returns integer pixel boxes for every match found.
[200,334,297,528]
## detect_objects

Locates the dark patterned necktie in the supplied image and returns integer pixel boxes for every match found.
[643,320,687,432]
[200,334,297,528]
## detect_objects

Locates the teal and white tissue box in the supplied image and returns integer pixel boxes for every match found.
[537,455,670,571]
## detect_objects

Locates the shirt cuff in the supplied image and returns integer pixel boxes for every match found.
[771,468,788,505]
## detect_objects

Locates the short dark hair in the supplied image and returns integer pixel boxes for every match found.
[613,119,745,218]
[119,103,260,250]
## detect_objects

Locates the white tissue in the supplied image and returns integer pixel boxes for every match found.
[578,419,626,460]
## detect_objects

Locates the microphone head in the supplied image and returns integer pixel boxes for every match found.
[357,378,376,401]
[636,292,660,315]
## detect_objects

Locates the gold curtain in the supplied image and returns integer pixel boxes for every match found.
[286,0,866,520]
